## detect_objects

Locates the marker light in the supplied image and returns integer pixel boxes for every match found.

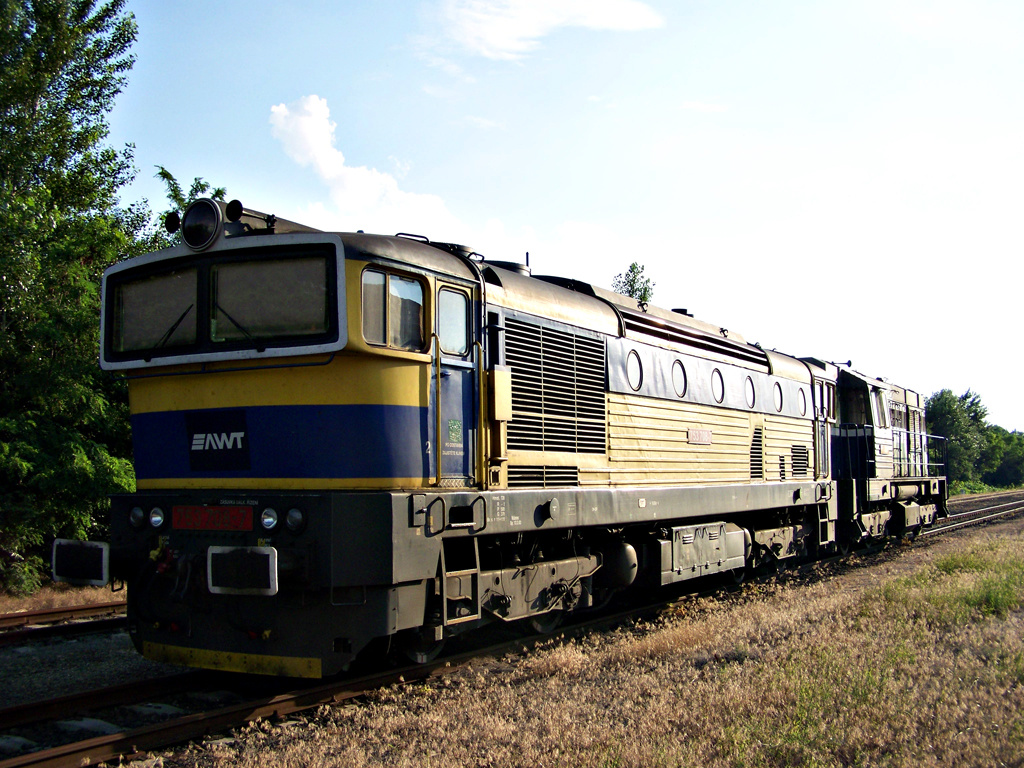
[285,508,305,532]
[180,198,222,251]
[261,508,279,530]
[149,507,165,528]
[130,506,146,528]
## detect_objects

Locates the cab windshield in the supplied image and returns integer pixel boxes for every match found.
[106,246,336,364]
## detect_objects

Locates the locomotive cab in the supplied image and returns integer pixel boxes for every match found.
[828,365,947,546]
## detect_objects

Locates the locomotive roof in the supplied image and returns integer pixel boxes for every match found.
[340,232,479,282]
[341,230,807,380]
[834,365,924,409]
[121,215,809,382]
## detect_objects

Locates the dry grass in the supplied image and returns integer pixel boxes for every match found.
[0,583,124,615]
[161,523,1024,767]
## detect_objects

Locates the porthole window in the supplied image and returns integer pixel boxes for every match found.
[774,382,784,412]
[672,360,687,398]
[798,388,808,416]
[626,350,643,391]
[712,368,725,403]
[745,377,756,408]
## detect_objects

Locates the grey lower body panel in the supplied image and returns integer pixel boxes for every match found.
[411,480,828,538]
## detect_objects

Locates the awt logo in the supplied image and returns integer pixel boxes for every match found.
[191,432,246,451]
[185,409,250,472]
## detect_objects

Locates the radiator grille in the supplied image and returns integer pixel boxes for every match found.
[791,445,809,477]
[505,317,607,453]
[507,465,580,488]
[750,428,764,479]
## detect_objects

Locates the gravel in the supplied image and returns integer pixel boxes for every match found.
[0,629,184,708]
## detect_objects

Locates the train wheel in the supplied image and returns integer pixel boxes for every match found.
[528,610,563,634]
[399,627,446,664]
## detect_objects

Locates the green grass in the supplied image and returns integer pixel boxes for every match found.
[876,540,1024,623]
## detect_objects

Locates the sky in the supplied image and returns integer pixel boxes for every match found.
[109,0,1024,431]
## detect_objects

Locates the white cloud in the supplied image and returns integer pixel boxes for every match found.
[465,115,504,129]
[441,0,664,60]
[409,38,477,83]
[268,95,464,238]
[680,101,728,113]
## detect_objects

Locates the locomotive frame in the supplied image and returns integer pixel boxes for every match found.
[53,198,948,677]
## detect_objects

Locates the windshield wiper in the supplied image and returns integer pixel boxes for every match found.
[215,304,265,351]
[215,303,253,341]
[156,304,194,348]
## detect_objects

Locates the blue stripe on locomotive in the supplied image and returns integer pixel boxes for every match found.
[132,404,430,480]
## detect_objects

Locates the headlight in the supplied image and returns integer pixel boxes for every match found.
[180,198,222,251]
[149,507,165,528]
[285,508,304,531]
[261,508,279,530]
[130,506,146,528]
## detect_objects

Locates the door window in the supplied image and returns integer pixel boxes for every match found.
[438,289,469,355]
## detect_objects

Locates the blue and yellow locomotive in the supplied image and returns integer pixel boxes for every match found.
[53,198,947,676]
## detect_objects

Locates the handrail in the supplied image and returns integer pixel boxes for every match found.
[475,339,485,489]
[833,423,947,480]
[431,333,441,487]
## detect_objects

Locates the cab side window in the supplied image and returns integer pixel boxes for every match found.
[362,269,425,351]
[438,289,469,355]
[871,388,890,428]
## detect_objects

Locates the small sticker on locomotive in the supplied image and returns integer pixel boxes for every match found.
[688,429,713,445]
[172,505,253,531]
[186,410,250,472]
[448,419,462,443]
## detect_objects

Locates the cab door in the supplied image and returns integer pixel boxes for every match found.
[434,284,478,487]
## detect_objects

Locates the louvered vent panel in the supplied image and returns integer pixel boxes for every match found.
[507,465,580,488]
[506,317,607,454]
[791,445,809,477]
[750,428,764,479]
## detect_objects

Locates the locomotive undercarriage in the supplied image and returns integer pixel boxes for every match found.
[835,476,946,551]
[71,473,947,677]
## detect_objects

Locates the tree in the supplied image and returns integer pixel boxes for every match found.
[0,0,142,593]
[155,165,226,213]
[980,426,1024,488]
[612,262,655,305]
[926,389,989,484]
[154,165,226,246]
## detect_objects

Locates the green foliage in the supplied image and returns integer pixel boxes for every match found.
[926,389,988,483]
[154,165,226,246]
[0,0,142,593]
[926,389,1024,487]
[155,165,226,213]
[611,262,655,305]
[983,425,1024,487]
[949,479,1000,496]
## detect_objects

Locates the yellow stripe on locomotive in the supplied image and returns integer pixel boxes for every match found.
[129,258,443,491]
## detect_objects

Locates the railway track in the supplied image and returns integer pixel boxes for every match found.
[0,606,648,768]
[925,489,1024,537]
[0,602,126,649]
[2,489,1022,768]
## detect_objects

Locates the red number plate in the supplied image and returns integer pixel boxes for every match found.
[172,505,253,531]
